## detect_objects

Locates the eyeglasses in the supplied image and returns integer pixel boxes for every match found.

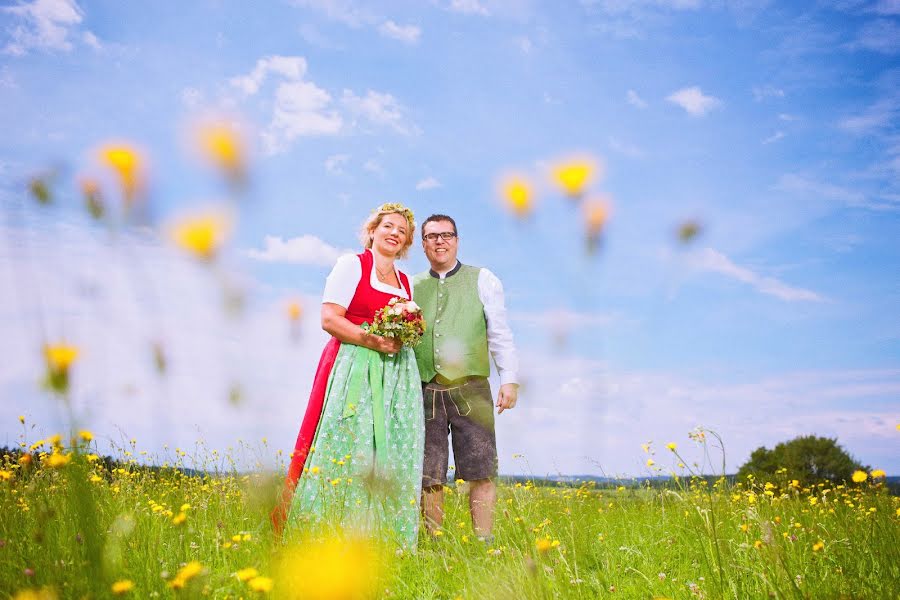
[423,232,457,242]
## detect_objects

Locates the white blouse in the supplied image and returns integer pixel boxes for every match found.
[321,249,411,309]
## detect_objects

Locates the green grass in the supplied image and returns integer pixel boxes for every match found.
[1,438,898,599]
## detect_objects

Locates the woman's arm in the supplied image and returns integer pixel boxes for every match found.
[321,303,402,354]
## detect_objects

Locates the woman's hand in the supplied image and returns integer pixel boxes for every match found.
[366,334,403,354]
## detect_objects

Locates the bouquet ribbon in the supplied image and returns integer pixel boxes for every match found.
[342,345,387,467]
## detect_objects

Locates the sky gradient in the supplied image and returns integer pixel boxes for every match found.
[1,0,898,476]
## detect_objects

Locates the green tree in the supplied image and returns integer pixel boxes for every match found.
[737,435,868,484]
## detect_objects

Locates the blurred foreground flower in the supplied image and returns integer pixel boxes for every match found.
[870,469,886,479]
[197,122,246,187]
[80,177,105,220]
[28,174,54,205]
[167,207,234,261]
[12,588,58,600]
[287,300,303,322]
[551,157,598,199]
[274,536,384,600]
[499,175,534,218]
[168,561,205,590]
[111,580,134,595]
[677,220,702,244]
[42,343,79,395]
[851,470,867,483]
[99,143,143,204]
[583,197,611,253]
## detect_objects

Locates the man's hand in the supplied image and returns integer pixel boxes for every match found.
[496,383,518,414]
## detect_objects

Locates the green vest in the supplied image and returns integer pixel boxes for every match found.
[413,264,491,383]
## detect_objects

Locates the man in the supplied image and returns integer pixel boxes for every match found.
[413,214,519,541]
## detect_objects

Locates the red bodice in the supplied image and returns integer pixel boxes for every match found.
[344,250,411,325]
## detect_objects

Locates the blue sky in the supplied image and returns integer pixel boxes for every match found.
[1,0,898,476]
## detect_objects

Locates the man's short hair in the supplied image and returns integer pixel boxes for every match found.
[421,214,457,238]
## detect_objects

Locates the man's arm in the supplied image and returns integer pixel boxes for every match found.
[478,269,519,413]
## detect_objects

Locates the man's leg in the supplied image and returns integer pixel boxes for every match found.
[422,484,445,534]
[421,383,450,536]
[447,378,498,539]
[468,478,496,538]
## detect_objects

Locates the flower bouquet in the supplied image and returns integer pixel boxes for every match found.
[365,297,426,347]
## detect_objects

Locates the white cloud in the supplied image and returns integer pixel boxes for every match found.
[181,87,202,109]
[626,89,647,108]
[324,153,350,174]
[229,55,308,96]
[245,234,353,266]
[871,0,900,15]
[752,85,784,101]
[0,221,329,470]
[415,177,441,190]
[516,36,533,54]
[227,55,415,154]
[666,86,722,116]
[688,247,825,302]
[449,0,490,16]
[498,349,900,475]
[262,80,343,154]
[363,158,383,175]
[775,173,866,206]
[778,113,798,121]
[762,130,785,144]
[838,94,899,134]
[81,29,99,50]
[608,136,645,158]
[2,0,86,55]
[850,19,900,54]
[378,20,421,44]
[341,89,416,135]
[290,0,374,27]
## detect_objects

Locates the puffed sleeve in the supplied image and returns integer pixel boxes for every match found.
[322,254,361,309]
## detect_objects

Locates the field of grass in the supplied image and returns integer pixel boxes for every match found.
[1,431,898,600]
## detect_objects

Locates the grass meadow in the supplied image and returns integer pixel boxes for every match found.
[1,428,898,600]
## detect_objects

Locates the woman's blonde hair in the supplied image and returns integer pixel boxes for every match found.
[359,203,416,259]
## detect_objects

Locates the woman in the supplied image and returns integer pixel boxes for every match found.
[273,203,425,548]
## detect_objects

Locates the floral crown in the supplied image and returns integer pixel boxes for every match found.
[374,202,415,227]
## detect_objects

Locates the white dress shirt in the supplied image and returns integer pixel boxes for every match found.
[432,261,519,386]
[322,249,411,309]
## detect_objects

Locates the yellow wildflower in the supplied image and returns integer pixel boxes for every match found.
[677,220,702,243]
[236,567,259,582]
[870,469,886,479]
[46,453,71,468]
[551,158,597,198]
[583,197,611,249]
[172,512,187,526]
[499,175,533,217]
[78,430,93,442]
[851,470,867,483]
[535,538,552,553]
[247,576,273,593]
[98,143,142,201]
[111,580,134,595]
[646,459,655,467]
[0,470,13,481]
[753,540,763,549]
[812,541,824,552]
[287,300,302,322]
[44,344,79,373]
[666,442,677,451]
[167,208,234,261]
[12,588,58,600]
[18,415,25,424]
[274,537,383,600]
[168,561,204,589]
[197,122,245,183]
